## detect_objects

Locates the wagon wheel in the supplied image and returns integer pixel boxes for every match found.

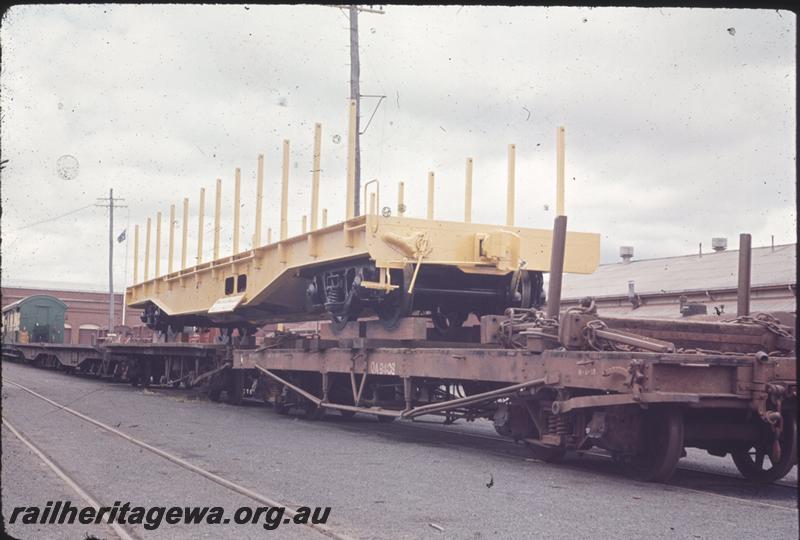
[507,269,533,309]
[274,391,292,415]
[207,373,225,402]
[525,441,567,463]
[432,307,468,338]
[375,292,404,330]
[184,370,196,390]
[731,411,797,483]
[237,326,258,347]
[626,407,684,482]
[208,385,223,402]
[330,304,363,334]
[142,360,152,388]
[329,313,350,333]
[227,370,244,406]
[303,401,326,421]
[376,285,412,330]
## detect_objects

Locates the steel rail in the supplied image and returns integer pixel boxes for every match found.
[392,420,799,493]
[3,378,354,540]
[2,416,138,540]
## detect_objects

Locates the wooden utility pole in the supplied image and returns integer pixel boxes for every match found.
[349,5,362,216]
[327,4,385,217]
[95,189,126,333]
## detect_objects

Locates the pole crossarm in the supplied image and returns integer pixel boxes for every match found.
[323,4,385,14]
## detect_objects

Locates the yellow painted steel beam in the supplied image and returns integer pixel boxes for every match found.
[557,126,565,216]
[311,123,321,231]
[127,213,600,321]
[168,204,175,274]
[507,144,515,227]
[133,224,139,284]
[281,140,290,241]
[397,182,405,217]
[155,212,161,278]
[144,218,151,281]
[181,198,188,269]
[214,178,222,260]
[233,168,241,254]
[125,102,598,326]
[427,172,434,220]
[465,158,473,223]
[255,155,264,247]
[197,187,205,263]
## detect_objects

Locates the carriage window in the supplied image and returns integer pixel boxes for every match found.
[224,277,234,295]
[237,274,247,292]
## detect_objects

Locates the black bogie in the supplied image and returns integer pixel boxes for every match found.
[306,262,544,331]
[143,264,543,332]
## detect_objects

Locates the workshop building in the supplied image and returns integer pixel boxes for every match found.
[1,286,145,344]
[561,241,796,320]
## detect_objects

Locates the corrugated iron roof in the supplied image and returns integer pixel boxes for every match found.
[1,294,69,314]
[562,243,796,300]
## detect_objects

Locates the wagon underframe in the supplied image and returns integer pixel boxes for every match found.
[233,339,796,483]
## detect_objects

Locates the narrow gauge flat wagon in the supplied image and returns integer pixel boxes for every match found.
[232,312,796,483]
[2,340,230,390]
[126,107,600,336]
[127,211,600,334]
[228,223,797,483]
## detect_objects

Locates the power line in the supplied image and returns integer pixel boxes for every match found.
[10,203,97,232]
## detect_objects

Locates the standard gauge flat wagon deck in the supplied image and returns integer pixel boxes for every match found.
[126,106,599,333]
[126,212,600,330]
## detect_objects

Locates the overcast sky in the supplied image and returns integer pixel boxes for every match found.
[1,5,795,292]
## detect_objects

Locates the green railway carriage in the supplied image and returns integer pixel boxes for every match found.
[1,294,67,344]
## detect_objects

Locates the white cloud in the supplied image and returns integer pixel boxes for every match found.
[1,5,795,290]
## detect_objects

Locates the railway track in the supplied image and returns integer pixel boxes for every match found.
[2,377,354,540]
[207,388,798,494]
[393,420,799,490]
[218,397,794,508]
[5,362,797,498]
[2,361,795,540]
[352,418,799,511]
[75,378,799,496]
[2,417,135,540]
